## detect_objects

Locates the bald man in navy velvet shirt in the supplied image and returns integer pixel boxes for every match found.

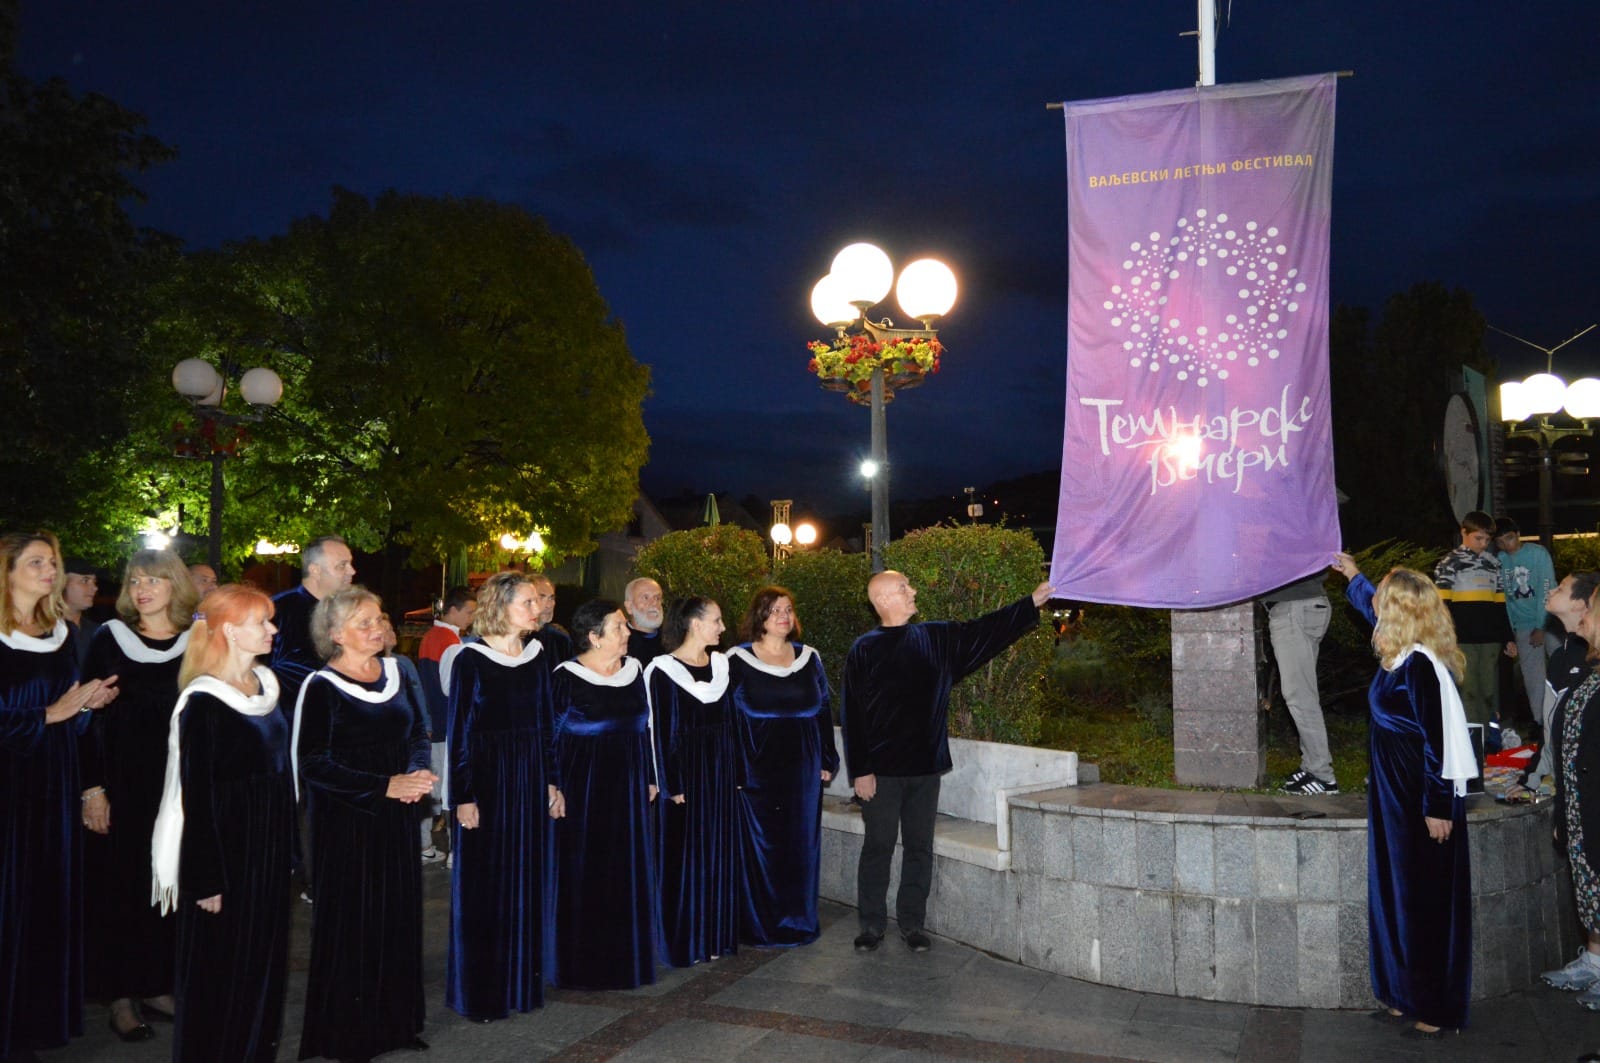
[841,571,1052,953]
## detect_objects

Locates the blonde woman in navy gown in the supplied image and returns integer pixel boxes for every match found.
[550,598,658,989]
[442,572,559,1020]
[647,596,738,967]
[1333,555,1475,1039]
[79,548,196,1042]
[0,531,119,1062]
[151,584,295,1062]
[727,586,839,947]
[293,588,436,1062]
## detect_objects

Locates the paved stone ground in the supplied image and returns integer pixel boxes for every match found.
[40,865,1600,1062]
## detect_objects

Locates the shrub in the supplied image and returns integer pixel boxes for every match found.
[882,523,1051,744]
[632,525,769,634]
[773,548,874,703]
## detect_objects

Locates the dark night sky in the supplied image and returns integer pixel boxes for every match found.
[19,2,1600,519]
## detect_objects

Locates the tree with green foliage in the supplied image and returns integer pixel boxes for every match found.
[0,3,176,536]
[98,189,650,572]
[882,523,1052,744]
[632,525,771,634]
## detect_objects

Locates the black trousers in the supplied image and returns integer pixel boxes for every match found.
[856,773,941,935]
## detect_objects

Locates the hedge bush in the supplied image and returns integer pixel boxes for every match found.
[773,547,874,700]
[631,525,769,634]
[882,523,1051,744]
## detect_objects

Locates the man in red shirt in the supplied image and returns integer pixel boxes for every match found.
[418,587,476,860]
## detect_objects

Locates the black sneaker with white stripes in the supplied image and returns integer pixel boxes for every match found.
[1281,773,1338,795]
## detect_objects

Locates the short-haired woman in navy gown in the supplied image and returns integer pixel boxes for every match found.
[550,598,658,989]
[80,547,197,1041]
[443,571,559,1020]
[152,584,295,1062]
[727,586,839,947]
[1333,554,1474,1039]
[0,531,118,1061]
[293,587,436,1062]
[647,596,737,966]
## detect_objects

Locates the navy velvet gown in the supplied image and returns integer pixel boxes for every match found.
[1346,575,1472,1029]
[0,621,85,1060]
[727,644,840,947]
[646,653,738,966]
[442,639,556,1019]
[80,620,187,1002]
[294,659,430,1061]
[550,657,658,990]
[172,669,296,1063]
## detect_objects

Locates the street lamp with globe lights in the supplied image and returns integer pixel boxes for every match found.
[170,357,284,571]
[1495,323,1600,545]
[808,243,957,571]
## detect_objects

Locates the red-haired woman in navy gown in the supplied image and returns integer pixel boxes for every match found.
[152,584,295,1062]
[443,572,558,1020]
[79,547,196,1042]
[1333,554,1474,1039]
[550,598,658,989]
[727,586,838,948]
[647,596,738,967]
[293,587,436,1062]
[0,531,118,1062]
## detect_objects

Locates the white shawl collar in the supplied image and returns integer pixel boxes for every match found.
[151,666,280,915]
[290,658,400,800]
[0,619,69,653]
[440,636,541,693]
[644,651,729,703]
[555,656,641,687]
[102,618,190,663]
[729,643,815,677]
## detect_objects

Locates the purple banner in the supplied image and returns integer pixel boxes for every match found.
[1049,74,1341,608]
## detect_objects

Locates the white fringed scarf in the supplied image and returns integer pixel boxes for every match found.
[1392,644,1479,798]
[150,667,280,915]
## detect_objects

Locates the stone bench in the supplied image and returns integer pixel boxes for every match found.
[820,728,1082,871]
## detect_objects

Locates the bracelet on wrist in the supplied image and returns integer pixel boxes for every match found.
[81,787,105,802]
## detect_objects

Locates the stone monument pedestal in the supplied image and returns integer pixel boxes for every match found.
[1171,602,1264,788]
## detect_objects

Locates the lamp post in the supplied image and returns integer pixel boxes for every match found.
[808,243,956,572]
[171,358,284,571]
[1495,324,1600,545]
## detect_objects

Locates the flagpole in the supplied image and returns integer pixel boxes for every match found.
[1197,0,1216,86]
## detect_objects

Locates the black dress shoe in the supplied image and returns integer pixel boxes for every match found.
[1366,1008,1406,1025]
[408,1037,430,1050]
[108,1011,155,1043]
[902,930,932,953]
[853,930,883,952]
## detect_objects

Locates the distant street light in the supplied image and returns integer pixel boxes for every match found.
[808,243,957,571]
[1495,323,1599,545]
[170,358,284,571]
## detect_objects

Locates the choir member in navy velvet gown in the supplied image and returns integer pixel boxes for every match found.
[647,596,738,966]
[550,598,658,989]
[442,572,560,1020]
[292,588,436,1062]
[528,574,573,662]
[1332,555,1475,1038]
[151,584,295,1063]
[80,548,196,1042]
[0,531,119,1063]
[727,586,839,948]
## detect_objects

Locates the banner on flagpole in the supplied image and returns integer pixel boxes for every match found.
[1048,74,1341,609]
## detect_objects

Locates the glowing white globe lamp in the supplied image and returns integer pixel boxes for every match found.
[830,243,894,307]
[810,274,858,328]
[1563,378,1600,420]
[896,258,957,325]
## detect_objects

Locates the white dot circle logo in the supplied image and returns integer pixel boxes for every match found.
[1107,210,1304,386]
